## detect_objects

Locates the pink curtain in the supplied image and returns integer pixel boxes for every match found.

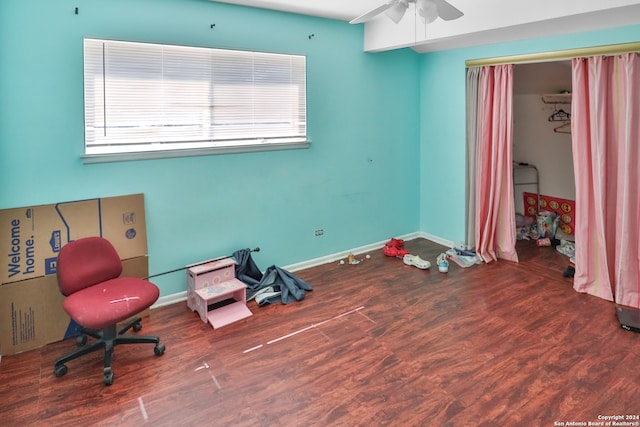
[571,53,640,306]
[474,64,519,263]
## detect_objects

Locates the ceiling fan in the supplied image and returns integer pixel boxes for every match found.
[349,0,463,25]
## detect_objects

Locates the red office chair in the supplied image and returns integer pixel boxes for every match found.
[53,236,165,385]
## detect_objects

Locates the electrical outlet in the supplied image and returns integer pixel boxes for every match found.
[314,229,324,236]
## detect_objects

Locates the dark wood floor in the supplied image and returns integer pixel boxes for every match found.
[2,238,639,426]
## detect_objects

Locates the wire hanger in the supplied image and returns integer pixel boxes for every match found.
[549,106,571,122]
[554,122,571,134]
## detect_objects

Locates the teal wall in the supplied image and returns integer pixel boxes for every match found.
[418,24,640,244]
[0,0,420,296]
[2,0,638,297]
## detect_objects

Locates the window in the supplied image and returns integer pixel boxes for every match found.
[83,39,308,160]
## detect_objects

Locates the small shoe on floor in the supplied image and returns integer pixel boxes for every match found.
[383,245,410,257]
[403,254,431,269]
[556,241,575,257]
[563,265,575,278]
[437,253,449,273]
[386,237,405,248]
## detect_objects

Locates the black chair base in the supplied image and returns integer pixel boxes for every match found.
[53,317,165,385]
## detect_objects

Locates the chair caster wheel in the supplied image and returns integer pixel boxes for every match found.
[133,320,142,332]
[103,368,114,385]
[154,343,166,356]
[54,364,68,377]
[76,335,87,346]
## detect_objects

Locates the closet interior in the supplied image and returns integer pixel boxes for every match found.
[512,61,575,254]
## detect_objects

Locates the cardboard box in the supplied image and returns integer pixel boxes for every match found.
[0,274,65,356]
[0,256,149,356]
[0,194,147,285]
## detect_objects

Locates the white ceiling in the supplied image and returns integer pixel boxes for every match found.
[212,0,378,22]
[212,0,640,53]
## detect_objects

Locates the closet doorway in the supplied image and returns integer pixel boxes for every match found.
[512,61,575,239]
[467,43,640,306]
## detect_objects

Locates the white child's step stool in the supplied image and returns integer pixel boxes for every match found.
[187,257,252,329]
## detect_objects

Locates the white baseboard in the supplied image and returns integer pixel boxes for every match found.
[152,291,187,309]
[282,231,427,272]
[150,232,455,310]
[415,231,456,249]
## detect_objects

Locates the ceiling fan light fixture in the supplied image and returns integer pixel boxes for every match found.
[417,0,438,24]
[350,0,462,25]
[385,0,409,23]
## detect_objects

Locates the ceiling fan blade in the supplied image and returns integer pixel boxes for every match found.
[385,0,410,24]
[432,0,463,21]
[349,0,400,24]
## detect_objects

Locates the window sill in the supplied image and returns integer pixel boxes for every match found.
[81,140,311,164]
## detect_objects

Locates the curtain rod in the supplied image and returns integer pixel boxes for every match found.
[466,41,640,67]
[144,247,261,280]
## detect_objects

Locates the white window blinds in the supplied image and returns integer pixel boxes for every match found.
[83,39,307,156]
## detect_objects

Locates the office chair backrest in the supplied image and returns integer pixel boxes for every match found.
[57,237,123,296]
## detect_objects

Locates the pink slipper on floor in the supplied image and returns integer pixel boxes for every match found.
[403,254,431,269]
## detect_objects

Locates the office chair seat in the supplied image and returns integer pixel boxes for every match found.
[63,277,159,330]
[53,236,165,385]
